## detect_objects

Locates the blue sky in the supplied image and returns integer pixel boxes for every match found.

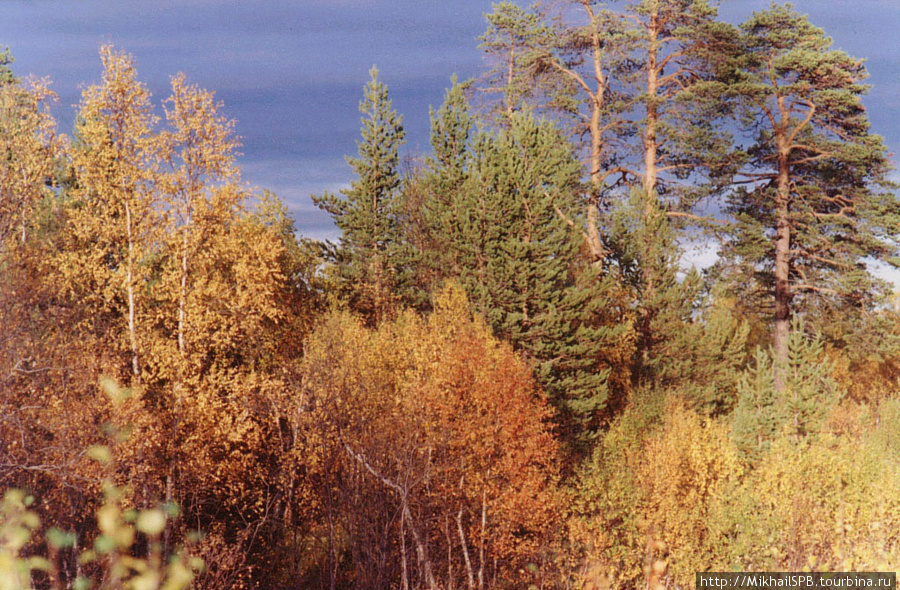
[3,1,899,242]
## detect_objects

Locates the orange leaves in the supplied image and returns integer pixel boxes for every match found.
[412,287,561,561]
[297,284,561,586]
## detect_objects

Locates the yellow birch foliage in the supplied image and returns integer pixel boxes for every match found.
[150,70,240,381]
[0,75,59,251]
[143,188,289,522]
[44,47,295,586]
[573,395,741,589]
[635,402,741,583]
[718,399,900,572]
[122,68,290,546]
[60,44,160,382]
[2,45,307,589]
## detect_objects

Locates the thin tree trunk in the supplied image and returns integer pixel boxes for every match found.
[402,500,437,590]
[326,452,338,590]
[163,469,174,556]
[20,191,27,245]
[506,46,516,121]
[179,223,188,355]
[446,516,455,590]
[457,509,475,590]
[20,166,31,246]
[400,509,409,590]
[643,9,660,198]
[124,199,139,380]
[477,490,486,590]
[343,443,438,590]
[167,203,190,559]
[585,91,606,263]
[587,102,605,265]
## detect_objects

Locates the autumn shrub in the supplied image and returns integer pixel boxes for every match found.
[0,379,201,590]
[716,397,900,571]
[573,392,740,589]
[294,283,562,589]
[570,386,665,576]
[829,347,900,404]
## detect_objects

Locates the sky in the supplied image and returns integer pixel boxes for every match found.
[2,1,900,243]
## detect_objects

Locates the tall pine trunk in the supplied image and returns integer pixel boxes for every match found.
[586,5,608,264]
[641,7,661,302]
[773,149,792,391]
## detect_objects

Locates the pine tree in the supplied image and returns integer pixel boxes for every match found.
[478,2,558,122]
[454,113,631,440]
[724,5,900,387]
[314,66,406,322]
[396,75,473,309]
[732,319,840,463]
[625,0,740,200]
[479,0,634,263]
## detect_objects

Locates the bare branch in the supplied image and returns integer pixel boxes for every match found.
[547,59,593,97]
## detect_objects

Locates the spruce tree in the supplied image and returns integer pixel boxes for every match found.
[404,87,634,438]
[314,66,406,322]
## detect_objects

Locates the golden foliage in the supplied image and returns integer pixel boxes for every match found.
[635,402,741,582]
[719,399,900,572]
[0,75,59,251]
[294,283,562,588]
[2,46,306,588]
[573,394,741,588]
[60,44,161,380]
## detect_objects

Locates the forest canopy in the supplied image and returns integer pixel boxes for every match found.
[1,2,900,589]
